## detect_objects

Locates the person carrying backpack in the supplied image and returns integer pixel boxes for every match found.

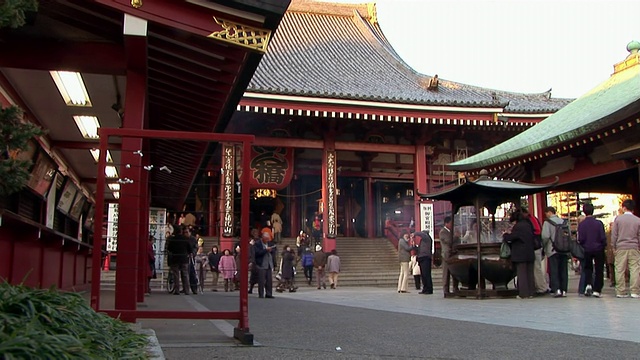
[542,206,570,298]
[301,247,314,285]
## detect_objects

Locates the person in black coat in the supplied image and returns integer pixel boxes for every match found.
[167,226,192,295]
[503,210,536,299]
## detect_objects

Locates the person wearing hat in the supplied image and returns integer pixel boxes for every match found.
[313,244,328,289]
[253,231,275,298]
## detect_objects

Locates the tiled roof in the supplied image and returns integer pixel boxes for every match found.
[449,52,640,171]
[248,1,572,113]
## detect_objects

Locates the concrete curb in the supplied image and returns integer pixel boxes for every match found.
[139,328,165,360]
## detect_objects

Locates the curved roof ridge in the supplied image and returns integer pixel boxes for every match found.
[349,9,426,92]
[247,3,572,112]
[287,0,372,19]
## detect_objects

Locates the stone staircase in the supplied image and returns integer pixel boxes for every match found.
[99,236,443,289]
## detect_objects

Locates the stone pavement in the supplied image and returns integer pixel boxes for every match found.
[103,273,640,360]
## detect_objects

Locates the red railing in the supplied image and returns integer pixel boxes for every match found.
[0,209,92,290]
[384,220,413,249]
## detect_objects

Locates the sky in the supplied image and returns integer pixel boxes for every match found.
[327,0,640,99]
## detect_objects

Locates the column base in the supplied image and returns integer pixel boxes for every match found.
[233,327,254,345]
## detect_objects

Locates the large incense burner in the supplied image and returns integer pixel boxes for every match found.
[447,243,516,295]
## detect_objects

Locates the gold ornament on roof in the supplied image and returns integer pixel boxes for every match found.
[131,0,142,8]
[208,17,272,53]
[367,3,378,24]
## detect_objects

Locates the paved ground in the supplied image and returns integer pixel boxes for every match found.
[93,275,640,359]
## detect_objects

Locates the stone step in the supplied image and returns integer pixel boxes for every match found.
[100,269,445,289]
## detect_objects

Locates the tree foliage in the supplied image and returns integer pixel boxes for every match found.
[0,0,38,29]
[0,105,44,197]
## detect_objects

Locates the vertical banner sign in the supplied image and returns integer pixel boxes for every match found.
[420,202,435,253]
[249,146,294,190]
[149,207,167,271]
[326,150,337,238]
[106,204,167,260]
[222,144,235,237]
[106,203,119,252]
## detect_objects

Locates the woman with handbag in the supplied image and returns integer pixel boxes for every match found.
[503,210,536,299]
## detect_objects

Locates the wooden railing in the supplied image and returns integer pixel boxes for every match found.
[384,220,413,249]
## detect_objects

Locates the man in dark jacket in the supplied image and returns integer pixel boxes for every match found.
[505,210,536,299]
[413,230,433,295]
[167,226,192,295]
[577,203,606,297]
[254,231,275,298]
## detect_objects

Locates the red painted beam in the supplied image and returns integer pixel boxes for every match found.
[96,0,225,37]
[148,40,241,73]
[149,56,238,85]
[296,158,414,170]
[99,127,255,143]
[101,310,242,320]
[148,72,228,97]
[148,27,247,60]
[52,141,121,150]
[294,168,415,179]
[253,136,415,154]
[148,61,234,89]
[536,159,633,185]
[0,40,126,74]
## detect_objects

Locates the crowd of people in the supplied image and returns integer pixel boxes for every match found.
[163,199,640,301]
[433,198,640,299]
[160,214,342,299]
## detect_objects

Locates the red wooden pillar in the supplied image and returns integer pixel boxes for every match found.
[289,178,299,235]
[365,177,375,238]
[414,144,428,232]
[208,173,217,237]
[137,150,150,303]
[219,143,235,252]
[115,71,145,314]
[115,18,147,317]
[322,135,337,251]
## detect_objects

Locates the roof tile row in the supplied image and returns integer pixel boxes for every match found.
[248,2,572,113]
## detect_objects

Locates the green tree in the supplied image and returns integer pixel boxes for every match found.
[0,105,44,196]
[0,0,38,29]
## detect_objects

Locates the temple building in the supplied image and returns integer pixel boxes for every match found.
[1,0,575,295]
[213,0,572,250]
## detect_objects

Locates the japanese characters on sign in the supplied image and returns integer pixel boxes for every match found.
[149,207,167,271]
[419,202,435,254]
[249,146,294,190]
[326,150,337,238]
[106,203,119,252]
[222,144,235,237]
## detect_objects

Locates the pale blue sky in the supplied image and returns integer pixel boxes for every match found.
[327,0,640,99]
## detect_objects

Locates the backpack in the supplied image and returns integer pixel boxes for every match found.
[527,217,542,250]
[546,219,571,253]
